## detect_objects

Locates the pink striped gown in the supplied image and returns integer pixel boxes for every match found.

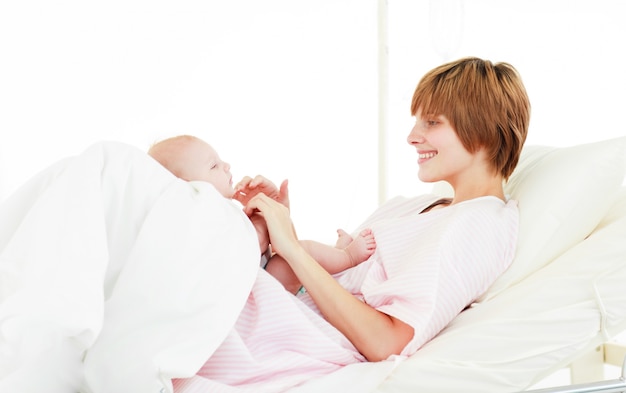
[173,194,519,392]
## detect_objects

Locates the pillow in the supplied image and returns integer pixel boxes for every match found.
[479,136,626,300]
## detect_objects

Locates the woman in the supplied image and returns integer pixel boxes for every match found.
[176,57,530,391]
[247,56,528,359]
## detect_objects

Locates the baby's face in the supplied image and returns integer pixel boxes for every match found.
[184,140,235,198]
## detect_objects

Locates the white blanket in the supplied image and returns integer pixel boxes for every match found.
[0,142,260,393]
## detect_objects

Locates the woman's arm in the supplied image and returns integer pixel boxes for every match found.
[245,194,414,361]
[287,246,414,361]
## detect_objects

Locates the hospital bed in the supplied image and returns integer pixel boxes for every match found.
[1,136,625,392]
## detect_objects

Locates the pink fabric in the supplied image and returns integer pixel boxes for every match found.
[174,194,519,392]
[326,195,518,356]
[173,269,363,393]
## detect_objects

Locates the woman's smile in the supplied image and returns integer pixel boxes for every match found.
[418,151,437,164]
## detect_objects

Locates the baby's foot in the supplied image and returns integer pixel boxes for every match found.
[344,228,376,267]
[335,228,353,249]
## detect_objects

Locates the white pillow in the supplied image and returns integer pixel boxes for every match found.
[480,136,626,300]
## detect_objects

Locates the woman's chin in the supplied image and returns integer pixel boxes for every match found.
[417,172,437,183]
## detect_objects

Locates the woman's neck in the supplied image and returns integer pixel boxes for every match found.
[448,175,505,205]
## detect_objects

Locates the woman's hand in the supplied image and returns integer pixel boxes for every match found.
[233,176,290,210]
[243,193,299,258]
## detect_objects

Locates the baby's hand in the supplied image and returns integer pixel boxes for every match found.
[233,176,289,209]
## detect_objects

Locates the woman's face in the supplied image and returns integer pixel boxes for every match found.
[407,109,483,187]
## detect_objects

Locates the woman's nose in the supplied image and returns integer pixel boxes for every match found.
[407,123,425,145]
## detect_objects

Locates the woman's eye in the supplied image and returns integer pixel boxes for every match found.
[426,120,438,127]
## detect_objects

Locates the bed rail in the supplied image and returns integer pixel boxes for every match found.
[524,378,626,393]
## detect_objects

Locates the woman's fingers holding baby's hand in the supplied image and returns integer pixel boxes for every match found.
[235,175,276,196]
[234,176,270,205]
[245,193,298,255]
[234,176,290,212]
[244,192,279,217]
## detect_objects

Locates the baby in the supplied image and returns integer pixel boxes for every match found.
[148,135,376,293]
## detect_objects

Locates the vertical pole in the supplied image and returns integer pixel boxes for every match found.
[377,0,388,205]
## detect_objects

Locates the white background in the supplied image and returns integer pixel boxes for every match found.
[1,0,625,243]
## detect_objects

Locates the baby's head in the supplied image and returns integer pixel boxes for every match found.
[148,135,235,198]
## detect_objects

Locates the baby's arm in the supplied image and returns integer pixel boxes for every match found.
[265,229,376,294]
[302,229,376,274]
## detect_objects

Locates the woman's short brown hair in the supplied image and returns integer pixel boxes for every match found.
[411,57,530,179]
